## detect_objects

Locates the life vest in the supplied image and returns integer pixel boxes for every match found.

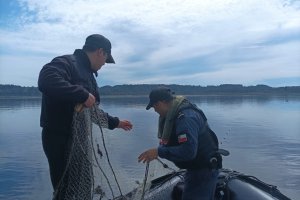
[167,102,222,170]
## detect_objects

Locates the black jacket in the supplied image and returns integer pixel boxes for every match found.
[38,49,119,131]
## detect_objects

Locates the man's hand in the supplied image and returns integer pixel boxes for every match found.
[138,148,158,163]
[84,93,95,108]
[117,120,133,131]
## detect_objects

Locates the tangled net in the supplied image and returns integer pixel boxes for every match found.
[52,104,174,200]
[52,105,125,200]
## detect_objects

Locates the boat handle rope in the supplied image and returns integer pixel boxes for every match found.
[156,158,177,172]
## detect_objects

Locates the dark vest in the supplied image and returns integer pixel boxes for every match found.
[167,102,222,170]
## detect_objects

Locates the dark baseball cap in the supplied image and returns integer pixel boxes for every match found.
[146,87,174,110]
[84,34,115,63]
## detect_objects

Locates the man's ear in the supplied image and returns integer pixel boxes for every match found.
[97,48,103,55]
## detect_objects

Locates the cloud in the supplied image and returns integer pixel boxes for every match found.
[0,0,299,86]
[0,54,50,86]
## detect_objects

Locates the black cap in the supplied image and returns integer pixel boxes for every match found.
[146,87,174,110]
[83,34,115,63]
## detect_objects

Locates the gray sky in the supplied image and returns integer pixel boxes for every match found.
[0,0,299,87]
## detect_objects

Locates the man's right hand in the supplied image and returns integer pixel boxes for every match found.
[84,93,95,108]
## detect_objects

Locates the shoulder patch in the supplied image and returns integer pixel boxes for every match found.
[178,133,188,143]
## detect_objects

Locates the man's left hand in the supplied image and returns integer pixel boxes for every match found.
[138,148,158,163]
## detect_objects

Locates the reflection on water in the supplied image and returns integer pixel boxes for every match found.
[0,98,41,110]
[0,95,299,200]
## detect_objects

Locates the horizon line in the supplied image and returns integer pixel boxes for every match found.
[1,83,300,88]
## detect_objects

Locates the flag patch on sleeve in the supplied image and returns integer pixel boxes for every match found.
[178,134,188,143]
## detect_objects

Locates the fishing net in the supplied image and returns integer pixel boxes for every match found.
[52,104,177,200]
[52,105,123,200]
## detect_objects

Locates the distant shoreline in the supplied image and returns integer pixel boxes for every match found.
[1,93,300,100]
[1,84,299,98]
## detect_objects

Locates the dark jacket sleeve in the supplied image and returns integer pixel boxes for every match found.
[38,56,89,104]
[107,114,120,130]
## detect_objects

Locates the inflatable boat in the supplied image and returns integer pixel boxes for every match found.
[115,168,292,200]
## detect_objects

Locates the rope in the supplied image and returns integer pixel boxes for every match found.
[141,161,150,200]
[93,106,124,197]
[91,124,115,199]
[156,158,177,172]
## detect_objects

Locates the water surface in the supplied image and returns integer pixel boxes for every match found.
[0,95,299,199]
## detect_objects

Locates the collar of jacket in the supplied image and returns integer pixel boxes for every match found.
[73,49,98,77]
[158,96,186,141]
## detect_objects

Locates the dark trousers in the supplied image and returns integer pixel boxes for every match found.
[182,169,219,200]
[42,127,71,199]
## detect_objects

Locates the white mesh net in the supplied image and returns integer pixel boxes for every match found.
[52,104,177,200]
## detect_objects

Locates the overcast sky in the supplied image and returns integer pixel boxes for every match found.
[0,0,299,87]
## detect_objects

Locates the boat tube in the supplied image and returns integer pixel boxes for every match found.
[115,168,292,200]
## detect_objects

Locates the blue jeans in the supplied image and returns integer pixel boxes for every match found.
[182,169,219,200]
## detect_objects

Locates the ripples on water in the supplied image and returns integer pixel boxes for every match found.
[0,96,299,200]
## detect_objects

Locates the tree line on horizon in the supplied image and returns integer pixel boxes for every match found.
[0,84,299,97]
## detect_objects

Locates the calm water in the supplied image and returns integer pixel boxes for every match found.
[0,95,299,200]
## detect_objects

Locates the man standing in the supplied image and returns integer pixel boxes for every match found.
[38,34,133,199]
[138,87,222,200]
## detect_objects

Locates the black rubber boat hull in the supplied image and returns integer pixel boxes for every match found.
[115,168,291,200]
